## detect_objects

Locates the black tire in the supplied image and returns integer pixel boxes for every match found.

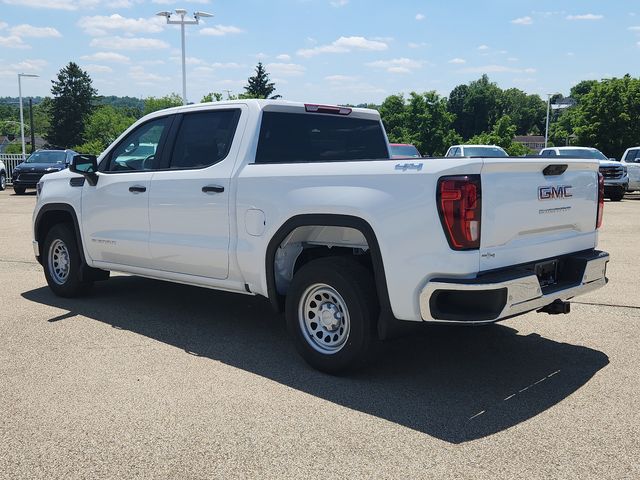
[13,186,26,195]
[286,257,379,373]
[609,191,624,202]
[42,223,93,297]
[0,172,6,191]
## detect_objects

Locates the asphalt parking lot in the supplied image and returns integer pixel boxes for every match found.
[0,190,638,479]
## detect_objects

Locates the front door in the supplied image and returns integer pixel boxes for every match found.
[81,116,172,269]
[148,107,244,279]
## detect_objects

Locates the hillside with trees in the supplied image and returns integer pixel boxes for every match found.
[2,61,640,159]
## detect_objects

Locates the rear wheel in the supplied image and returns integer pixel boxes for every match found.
[43,223,93,297]
[13,186,26,195]
[0,172,6,191]
[286,257,378,373]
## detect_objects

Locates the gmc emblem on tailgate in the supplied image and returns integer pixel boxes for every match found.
[538,185,572,200]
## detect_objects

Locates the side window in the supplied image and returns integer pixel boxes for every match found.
[169,109,241,169]
[105,117,170,172]
[542,150,554,157]
[255,112,389,163]
[453,147,462,157]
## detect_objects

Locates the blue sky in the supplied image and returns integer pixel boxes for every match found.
[0,0,638,104]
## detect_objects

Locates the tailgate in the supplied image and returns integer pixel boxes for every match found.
[480,158,599,271]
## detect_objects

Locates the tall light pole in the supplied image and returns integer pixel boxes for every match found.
[544,94,552,149]
[156,9,213,105]
[18,73,39,160]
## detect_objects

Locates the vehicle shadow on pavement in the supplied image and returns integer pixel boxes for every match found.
[22,276,609,444]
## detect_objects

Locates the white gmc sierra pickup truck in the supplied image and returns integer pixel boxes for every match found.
[32,100,609,372]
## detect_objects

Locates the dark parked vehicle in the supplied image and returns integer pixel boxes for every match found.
[11,150,77,195]
[389,143,421,158]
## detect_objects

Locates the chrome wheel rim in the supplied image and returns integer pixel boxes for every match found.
[0,174,5,190]
[298,283,350,355]
[48,239,70,285]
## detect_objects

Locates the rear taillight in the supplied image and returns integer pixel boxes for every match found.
[437,175,482,250]
[596,172,604,228]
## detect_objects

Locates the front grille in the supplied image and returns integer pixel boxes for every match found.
[599,165,624,179]
[17,173,44,182]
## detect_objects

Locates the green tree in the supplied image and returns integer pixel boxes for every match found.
[468,115,532,156]
[47,62,97,148]
[499,88,546,135]
[143,93,183,115]
[378,91,460,156]
[243,62,281,99]
[74,105,136,153]
[201,92,224,103]
[572,75,640,158]
[448,75,502,139]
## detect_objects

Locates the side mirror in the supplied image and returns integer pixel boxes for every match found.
[70,154,98,186]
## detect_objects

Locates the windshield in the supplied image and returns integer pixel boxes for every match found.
[390,144,421,157]
[464,146,508,157]
[624,149,640,163]
[25,151,67,164]
[557,149,608,160]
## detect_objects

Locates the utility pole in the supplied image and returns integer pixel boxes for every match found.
[29,98,36,154]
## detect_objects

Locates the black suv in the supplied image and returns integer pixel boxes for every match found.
[11,149,77,195]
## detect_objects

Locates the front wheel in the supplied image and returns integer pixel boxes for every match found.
[286,257,379,373]
[13,186,26,195]
[609,191,624,202]
[43,224,93,297]
[0,173,6,191]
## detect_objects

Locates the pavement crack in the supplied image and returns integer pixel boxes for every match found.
[573,301,640,310]
[0,258,39,265]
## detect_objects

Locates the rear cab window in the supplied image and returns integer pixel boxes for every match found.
[255,110,389,164]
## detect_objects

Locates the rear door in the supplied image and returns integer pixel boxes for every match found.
[479,157,599,271]
[147,107,245,279]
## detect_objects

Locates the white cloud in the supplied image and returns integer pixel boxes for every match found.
[365,57,423,74]
[265,62,305,76]
[152,0,211,3]
[448,58,466,64]
[477,44,489,50]
[325,75,358,83]
[106,0,134,7]
[1,0,100,10]
[211,62,245,68]
[79,14,165,36]
[0,22,7,30]
[511,16,533,25]
[129,65,170,83]
[566,14,603,21]
[276,54,291,61]
[415,13,425,21]
[84,64,113,73]
[170,56,206,65]
[10,59,47,71]
[0,35,30,49]
[90,36,169,50]
[507,57,519,62]
[628,26,640,32]
[80,51,130,63]
[459,64,536,74]
[330,0,348,7]
[9,24,62,38]
[297,36,388,57]
[408,42,428,48]
[200,25,243,36]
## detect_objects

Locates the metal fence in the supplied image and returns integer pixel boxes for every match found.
[0,154,25,185]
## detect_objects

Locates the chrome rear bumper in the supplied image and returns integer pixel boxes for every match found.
[419,250,609,324]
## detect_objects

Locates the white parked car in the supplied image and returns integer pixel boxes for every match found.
[540,147,629,201]
[32,100,609,372]
[445,145,508,157]
[621,147,640,192]
[0,159,6,191]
